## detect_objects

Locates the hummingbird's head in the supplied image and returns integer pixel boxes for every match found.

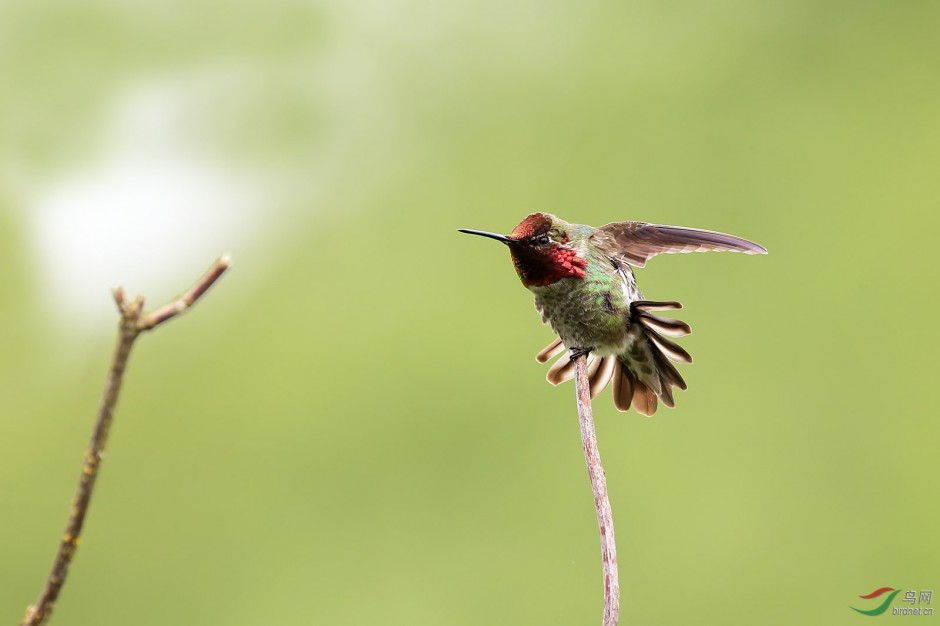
[459,213,588,287]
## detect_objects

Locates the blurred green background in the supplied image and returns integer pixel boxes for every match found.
[1,1,938,624]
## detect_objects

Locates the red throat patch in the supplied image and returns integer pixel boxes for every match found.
[510,242,588,287]
[531,247,588,286]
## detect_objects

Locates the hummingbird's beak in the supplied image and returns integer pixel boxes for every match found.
[457,229,513,244]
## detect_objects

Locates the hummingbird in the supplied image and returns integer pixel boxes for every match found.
[459,213,766,415]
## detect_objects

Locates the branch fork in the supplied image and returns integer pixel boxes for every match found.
[21,256,230,626]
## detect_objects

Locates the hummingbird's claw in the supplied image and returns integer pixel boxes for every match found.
[569,346,594,361]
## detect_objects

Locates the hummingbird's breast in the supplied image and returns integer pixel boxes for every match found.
[531,252,642,354]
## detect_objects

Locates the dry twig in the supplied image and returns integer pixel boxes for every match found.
[573,354,620,626]
[20,256,231,626]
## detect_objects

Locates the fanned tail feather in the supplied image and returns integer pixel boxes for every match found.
[534,299,693,415]
[632,300,683,312]
[590,356,616,399]
[546,350,576,385]
[627,300,690,414]
[611,360,634,411]
[610,359,658,415]
[636,312,691,338]
[646,331,692,364]
[631,379,658,416]
[536,337,565,363]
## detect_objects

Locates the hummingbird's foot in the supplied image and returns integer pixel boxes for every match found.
[568,346,594,361]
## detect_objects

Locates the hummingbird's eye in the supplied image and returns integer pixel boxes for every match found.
[537,235,550,245]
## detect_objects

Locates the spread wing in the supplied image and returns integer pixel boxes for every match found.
[593,221,767,268]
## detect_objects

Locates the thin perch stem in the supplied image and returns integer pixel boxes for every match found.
[573,354,620,626]
[20,256,230,626]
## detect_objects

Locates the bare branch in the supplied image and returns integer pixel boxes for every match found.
[573,354,620,626]
[21,256,230,626]
[140,255,231,330]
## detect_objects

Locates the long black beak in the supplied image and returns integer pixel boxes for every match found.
[457,229,513,244]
